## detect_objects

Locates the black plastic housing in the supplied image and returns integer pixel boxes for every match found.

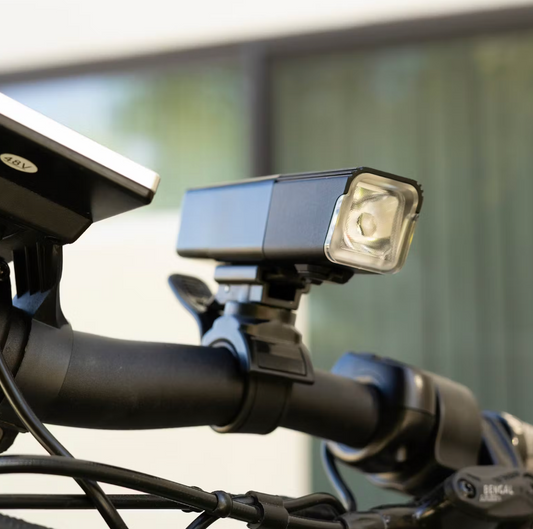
[177,167,419,266]
[327,353,482,496]
[0,93,159,261]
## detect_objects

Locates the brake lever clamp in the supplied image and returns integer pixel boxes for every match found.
[441,466,533,525]
[341,466,533,529]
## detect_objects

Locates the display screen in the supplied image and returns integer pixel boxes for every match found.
[0,93,160,257]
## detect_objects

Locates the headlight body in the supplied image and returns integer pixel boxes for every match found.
[177,167,422,275]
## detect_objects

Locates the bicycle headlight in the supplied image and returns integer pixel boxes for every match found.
[324,172,421,274]
[177,167,423,276]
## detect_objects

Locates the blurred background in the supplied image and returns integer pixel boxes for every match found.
[2,0,533,526]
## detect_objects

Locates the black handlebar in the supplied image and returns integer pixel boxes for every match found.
[3,320,379,449]
[5,303,533,529]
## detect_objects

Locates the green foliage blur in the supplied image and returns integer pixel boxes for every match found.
[2,60,250,210]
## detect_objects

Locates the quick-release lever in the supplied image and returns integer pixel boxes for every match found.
[168,274,222,336]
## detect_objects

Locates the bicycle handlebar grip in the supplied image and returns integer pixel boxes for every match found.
[34,322,244,429]
[5,320,379,447]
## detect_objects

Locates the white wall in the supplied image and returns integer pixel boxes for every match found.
[0,0,531,75]
[0,212,310,528]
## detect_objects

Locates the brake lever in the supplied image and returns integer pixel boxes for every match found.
[341,466,533,529]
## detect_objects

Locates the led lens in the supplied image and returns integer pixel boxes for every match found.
[324,173,420,273]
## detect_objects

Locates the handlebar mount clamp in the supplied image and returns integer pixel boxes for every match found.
[170,264,351,435]
[0,247,71,450]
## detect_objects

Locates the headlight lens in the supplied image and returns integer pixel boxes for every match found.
[324,173,420,274]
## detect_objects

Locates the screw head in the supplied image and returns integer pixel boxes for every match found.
[0,261,9,282]
[395,445,408,463]
[458,479,476,499]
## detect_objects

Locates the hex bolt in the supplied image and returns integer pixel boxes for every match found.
[458,479,476,499]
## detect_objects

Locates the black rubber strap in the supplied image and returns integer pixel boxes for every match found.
[0,321,72,430]
[246,491,289,529]
[213,375,292,435]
